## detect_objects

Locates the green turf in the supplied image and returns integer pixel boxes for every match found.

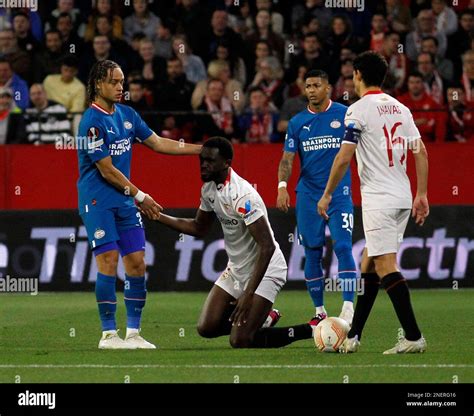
[0,289,472,383]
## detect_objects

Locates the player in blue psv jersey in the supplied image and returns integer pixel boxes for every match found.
[78,60,201,349]
[276,69,357,328]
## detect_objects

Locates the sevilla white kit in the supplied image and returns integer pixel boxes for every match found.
[342,91,422,256]
[199,168,287,301]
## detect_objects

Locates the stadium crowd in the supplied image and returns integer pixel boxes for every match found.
[0,0,473,145]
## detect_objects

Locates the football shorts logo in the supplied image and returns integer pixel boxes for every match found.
[330,120,341,128]
[124,121,133,129]
[94,229,105,239]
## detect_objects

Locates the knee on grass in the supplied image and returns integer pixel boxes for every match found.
[229,333,254,348]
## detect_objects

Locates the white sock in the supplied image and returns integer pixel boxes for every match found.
[126,327,139,338]
[316,306,327,315]
[342,301,354,311]
[102,329,117,336]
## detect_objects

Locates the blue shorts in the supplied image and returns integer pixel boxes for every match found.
[295,192,354,248]
[80,205,145,256]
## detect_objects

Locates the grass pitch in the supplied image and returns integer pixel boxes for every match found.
[0,289,472,383]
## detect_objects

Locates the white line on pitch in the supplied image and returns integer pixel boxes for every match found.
[0,364,472,369]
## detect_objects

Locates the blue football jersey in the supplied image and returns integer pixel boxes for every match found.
[283,101,351,198]
[77,103,153,213]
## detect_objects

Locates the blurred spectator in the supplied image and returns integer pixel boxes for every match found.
[381,31,407,95]
[0,28,31,83]
[417,51,447,104]
[192,59,244,113]
[213,39,247,87]
[431,0,458,36]
[384,0,412,35]
[0,58,29,110]
[126,79,148,111]
[446,83,474,141]
[250,56,287,109]
[247,40,272,86]
[461,49,474,102]
[288,65,307,98]
[91,15,130,56]
[79,35,127,83]
[46,0,84,35]
[420,35,453,80]
[172,34,207,84]
[0,86,26,144]
[196,78,238,142]
[24,83,71,145]
[124,0,160,42]
[13,12,41,56]
[154,18,174,60]
[397,71,447,142]
[245,9,285,62]
[33,30,65,83]
[255,0,284,35]
[332,59,353,100]
[325,15,359,60]
[204,10,245,65]
[130,38,166,92]
[238,86,279,143]
[0,7,43,41]
[155,56,194,120]
[300,15,320,37]
[291,0,332,38]
[84,0,123,42]
[406,9,447,61]
[287,32,331,84]
[336,76,358,106]
[228,0,253,39]
[44,55,86,113]
[370,14,388,53]
[447,10,474,78]
[56,12,84,56]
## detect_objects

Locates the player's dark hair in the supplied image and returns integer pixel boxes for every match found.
[203,137,234,161]
[353,51,388,88]
[304,69,328,82]
[86,59,120,104]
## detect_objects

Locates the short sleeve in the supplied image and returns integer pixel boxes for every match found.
[199,187,214,212]
[82,124,110,163]
[234,193,264,226]
[342,106,364,145]
[405,112,422,144]
[283,120,299,153]
[132,108,153,143]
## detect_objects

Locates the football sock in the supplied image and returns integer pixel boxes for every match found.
[251,324,313,348]
[382,272,422,341]
[304,246,324,307]
[95,272,117,331]
[334,242,357,303]
[347,272,379,340]
[124,274,146,330]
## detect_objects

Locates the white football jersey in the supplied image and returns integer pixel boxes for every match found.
[342,91,421,210]
[199,168,287,283]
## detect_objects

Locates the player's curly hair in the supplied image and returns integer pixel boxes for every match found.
[86,60,121,104]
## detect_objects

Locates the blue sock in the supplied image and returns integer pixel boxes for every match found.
[124,274,146,329]
[334,242,357,303]
[304,247,324,307]
[95,272,117,331]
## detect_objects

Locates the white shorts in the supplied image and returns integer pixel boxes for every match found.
[362,208,411,257]
[215,267,287,304]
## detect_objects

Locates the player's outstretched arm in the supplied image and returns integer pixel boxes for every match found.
[317,143,356,220]
[410,138,429,225]
[95,156,162,219]
[153,208,215,238]
[276,151,295,213]
[143,132,202,155]
[229,216,276,326]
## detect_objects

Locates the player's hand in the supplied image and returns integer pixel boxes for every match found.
[317,193,331,220]
[276,188,290,213]
[412,194,429,226]
[229,291,254,327]
[139,195,163,220]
